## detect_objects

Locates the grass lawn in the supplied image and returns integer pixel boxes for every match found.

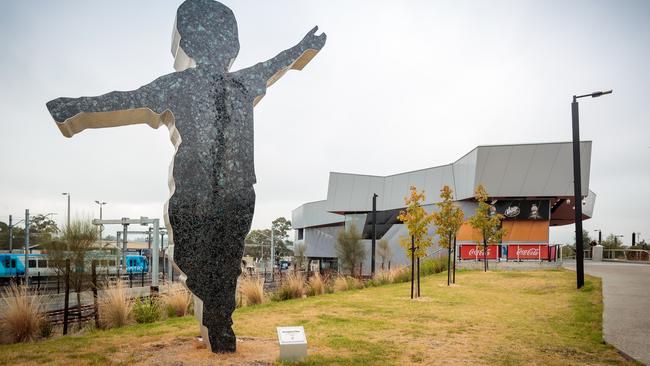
[0,270,636,365]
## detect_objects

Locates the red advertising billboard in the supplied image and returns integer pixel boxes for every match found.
[507,244,549,260]
[459,245,499,260]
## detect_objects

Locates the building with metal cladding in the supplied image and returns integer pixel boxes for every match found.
[291,141,595,273]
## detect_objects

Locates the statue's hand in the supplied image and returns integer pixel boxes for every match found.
[300,26,326,51]
[46,97,78,122]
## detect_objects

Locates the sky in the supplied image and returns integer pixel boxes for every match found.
[0,0,648,244]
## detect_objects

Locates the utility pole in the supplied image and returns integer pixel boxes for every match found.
[122,219,129,273]
[94,201,107,242]
[24,209,30,283]
[271,226,275,281]
[8,215,12,253]
[371,193,378,276]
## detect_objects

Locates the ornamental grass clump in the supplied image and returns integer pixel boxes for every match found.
[0,283,45,343]
[164,283,192,317]
[238,276,266,306]
[99,280,132,329]
[332,276,349,292]
[275,272,304,300]
[391,267,411,284]
[307,273,325,296]
[133,297,162,323]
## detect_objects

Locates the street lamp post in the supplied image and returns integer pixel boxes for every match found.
[572,89,612,289]
[594,229,602,246]
[94,201,107,242]
[62,192,71,228]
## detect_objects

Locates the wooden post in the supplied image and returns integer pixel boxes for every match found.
[92,260,99,327]
[129,272,133,288]
[63,259,70,335]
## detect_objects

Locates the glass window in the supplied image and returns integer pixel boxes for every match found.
[38,260,47,268]
[11,259,16,268]
[29,260,37,268]
[298,228,304,240]
[3,257,9,268]
[109,260,116,266]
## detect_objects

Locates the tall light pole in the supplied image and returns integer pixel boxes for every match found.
[594,229,602,246]
[62,193,71,228]
[572,89,612,289]
[94,201,107,241]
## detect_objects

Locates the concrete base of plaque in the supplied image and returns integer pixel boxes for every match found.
[277,326,308,361]
[592,245,604,262]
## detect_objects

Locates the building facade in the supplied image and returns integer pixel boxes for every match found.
[291,141,595,274]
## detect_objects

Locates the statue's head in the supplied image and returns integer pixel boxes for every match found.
[172,0,239,72]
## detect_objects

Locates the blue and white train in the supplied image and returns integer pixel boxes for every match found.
[0,252,149,279]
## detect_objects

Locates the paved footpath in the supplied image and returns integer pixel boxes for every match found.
[564,260,650,365]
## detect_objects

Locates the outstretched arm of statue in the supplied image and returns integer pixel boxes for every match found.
[238,26,326,105]
[46,73,178,138]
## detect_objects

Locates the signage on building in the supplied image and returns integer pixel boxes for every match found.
[493,200,550,220]
[507,244,549,260]
[459,245,499,260]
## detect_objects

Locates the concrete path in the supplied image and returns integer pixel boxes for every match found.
[563,260,650,365]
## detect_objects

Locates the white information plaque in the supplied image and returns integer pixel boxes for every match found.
[277,326,308,361]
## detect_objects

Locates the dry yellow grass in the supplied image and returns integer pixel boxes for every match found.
[99,280,132,328]
[275,272,304,300]
[238,276,266,306]
[0,283,45,343]
[307,273,326,296]
[163,283,193,317]
[0,270,634,365]
[332,276,349,292]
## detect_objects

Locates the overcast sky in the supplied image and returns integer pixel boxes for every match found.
[0,0,648,244]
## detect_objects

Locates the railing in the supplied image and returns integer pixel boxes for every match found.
[604,248,650,262]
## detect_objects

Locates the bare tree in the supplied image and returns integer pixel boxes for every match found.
[336,223,366,276]
[377,239,392,270]
[293,243,307,273]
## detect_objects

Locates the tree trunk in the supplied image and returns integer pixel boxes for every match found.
[417,257,420,298]
[410,236,415,299]
[483,239,488,272]
[447,234,452,286]
[452,236,457,284]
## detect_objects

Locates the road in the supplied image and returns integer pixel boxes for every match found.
[564,260,650,365]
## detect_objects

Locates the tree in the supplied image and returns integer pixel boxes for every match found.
[574,229,592,248]
[58,219,102,319]
[431,185,464,285]
[601,234,624,249]
[293,243,307,273]
[397,186,434,299]
[336,223,365,276]
[272,217,294,257]
[468,185,506,272]
[377,238,392,270]
[0,215,59,250]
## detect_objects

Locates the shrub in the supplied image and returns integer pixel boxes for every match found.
[307,273,325,296]
[238,276,266,306]
[275,272,304,301]
[345,276,364,290]
[39,318,54,339]
[133,297,162,324]
[164,283,192,317]
[420,255,449,276]
[373,270,394,286]
[0,283,45,343]
[99,280,132,328]
[392,267,411,284]
[332,276,349,292]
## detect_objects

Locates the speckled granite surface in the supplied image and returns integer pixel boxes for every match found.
[46,0,325,353]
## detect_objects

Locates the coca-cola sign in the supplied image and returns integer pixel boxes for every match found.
[507,244,549,260]
[460,245,499,260]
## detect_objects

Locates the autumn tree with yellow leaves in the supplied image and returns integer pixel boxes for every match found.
[431,185,464,286]
[468,185,506,272]
[397,186,434,299]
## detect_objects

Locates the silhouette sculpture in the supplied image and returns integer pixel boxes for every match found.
[46,0,325,352]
